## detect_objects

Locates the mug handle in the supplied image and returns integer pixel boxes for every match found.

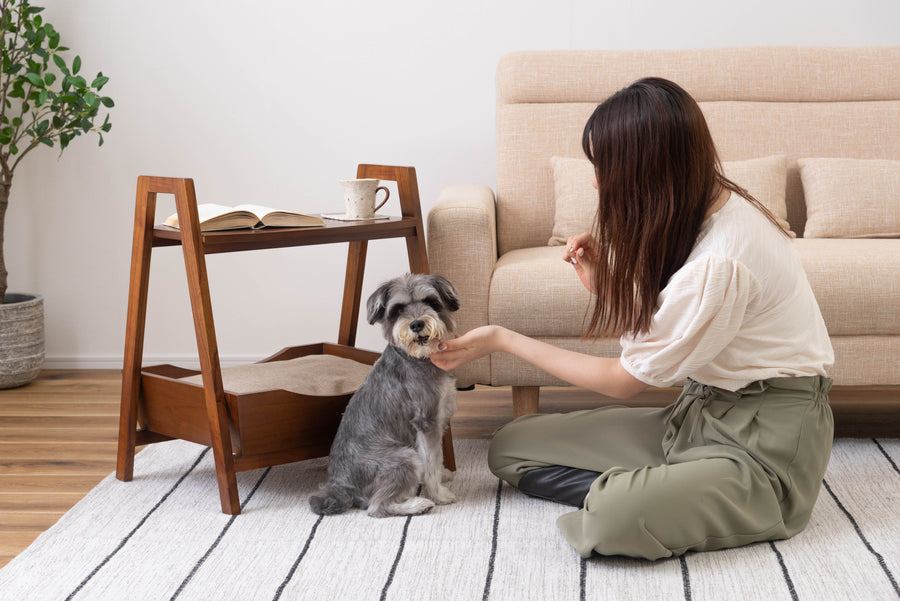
[374,186,390,212]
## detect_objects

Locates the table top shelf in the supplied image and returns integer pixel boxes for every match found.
[152,215,418,254]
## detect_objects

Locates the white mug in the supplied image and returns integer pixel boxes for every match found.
[340,179,390,219]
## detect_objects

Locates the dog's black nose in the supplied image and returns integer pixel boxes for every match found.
[409,320,425,333]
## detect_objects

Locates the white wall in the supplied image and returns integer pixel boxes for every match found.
[7,0,899,368]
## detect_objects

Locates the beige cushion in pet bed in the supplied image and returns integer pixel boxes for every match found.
[179,355,373,397]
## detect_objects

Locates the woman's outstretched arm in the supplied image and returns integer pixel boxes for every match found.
[431,325,647,400]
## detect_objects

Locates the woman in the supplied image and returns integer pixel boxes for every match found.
[431,78,834,560]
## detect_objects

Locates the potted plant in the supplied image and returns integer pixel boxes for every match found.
[0,0,113,387]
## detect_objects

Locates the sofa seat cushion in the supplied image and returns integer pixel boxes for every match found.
[794,238,900,335]
[489,246,593,337]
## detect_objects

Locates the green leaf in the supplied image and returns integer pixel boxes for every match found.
[25,72,44,87]
[52,54,68,75]
[26,6,45,14]
[38,136,53,147]
[38,89,48,105]
[43,72,56,86]
[101,122,112,133]
[98,133,104,146]
[72,55,81,75]
[84,91,96,106]
[91,75,109,89]
[100,96,114,108]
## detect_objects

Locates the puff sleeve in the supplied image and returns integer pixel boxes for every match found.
[619,255,760,388]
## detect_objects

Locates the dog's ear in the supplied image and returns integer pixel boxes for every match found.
[366,280,393,324]
[430,275,460,312]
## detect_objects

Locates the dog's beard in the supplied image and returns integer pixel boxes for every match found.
[394,316,449,359]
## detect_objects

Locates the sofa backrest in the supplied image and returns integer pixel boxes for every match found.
[494,47,900,254]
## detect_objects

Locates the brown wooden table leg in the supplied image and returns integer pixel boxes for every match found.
[117,176,161,482]
[338,240,368,347]
[174,178,241,515]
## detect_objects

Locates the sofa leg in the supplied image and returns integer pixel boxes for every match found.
[512,386,540,418]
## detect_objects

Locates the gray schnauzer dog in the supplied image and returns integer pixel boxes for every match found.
[309,273,460,517]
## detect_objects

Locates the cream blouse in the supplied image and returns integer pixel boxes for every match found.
[619,193,834,391]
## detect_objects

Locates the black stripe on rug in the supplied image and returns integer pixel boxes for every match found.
[169,466,273,601]
[65,447,211,601]
[380,484,426,600]
[768,541,798,601]
[579,556,587,601]
[679,555,692,601]
[380,513,414,601]
[482,478,504,601]
[272,514,324,601]
[823,478,900,598]
[874,438,900,476]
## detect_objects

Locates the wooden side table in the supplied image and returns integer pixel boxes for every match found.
[116,164,455,515]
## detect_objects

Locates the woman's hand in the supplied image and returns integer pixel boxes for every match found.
[563,232,600,294]
[430,325,506,372]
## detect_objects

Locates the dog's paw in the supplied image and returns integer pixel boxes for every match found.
[369,497,435,518]
[442,468,455,483]
[431,486,457,505]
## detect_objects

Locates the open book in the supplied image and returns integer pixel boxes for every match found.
[164,204,325,232]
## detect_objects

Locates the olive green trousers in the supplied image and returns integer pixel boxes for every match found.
[488,376,834,560]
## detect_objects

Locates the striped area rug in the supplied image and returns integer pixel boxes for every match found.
[0,438,898,601]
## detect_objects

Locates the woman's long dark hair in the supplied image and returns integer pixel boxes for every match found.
[581,77,786,339]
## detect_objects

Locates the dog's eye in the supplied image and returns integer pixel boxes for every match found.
[424,297,441,311]
[388,304,405,319]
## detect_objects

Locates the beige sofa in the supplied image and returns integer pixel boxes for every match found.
[427,47,900,435]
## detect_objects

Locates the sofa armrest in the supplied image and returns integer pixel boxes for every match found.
[426,184,497,386]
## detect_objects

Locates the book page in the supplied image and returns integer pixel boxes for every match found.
[197,203,252,221]
[233,204,281,218]
[164,204,260,230]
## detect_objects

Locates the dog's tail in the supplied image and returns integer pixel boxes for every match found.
[309,484,354,515]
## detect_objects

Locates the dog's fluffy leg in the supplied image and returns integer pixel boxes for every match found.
[367,448,431,518]
[417,430,457,505]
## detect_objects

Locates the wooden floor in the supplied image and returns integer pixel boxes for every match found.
[1,370,896,569]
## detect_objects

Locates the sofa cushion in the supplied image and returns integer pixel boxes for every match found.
[548,156,597,246]
[722,155,792,235]
[491,239,900,339]
[489,246,592,337]
[798,158,900,238]
[793,238,900,335]
[548,155,791,246]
